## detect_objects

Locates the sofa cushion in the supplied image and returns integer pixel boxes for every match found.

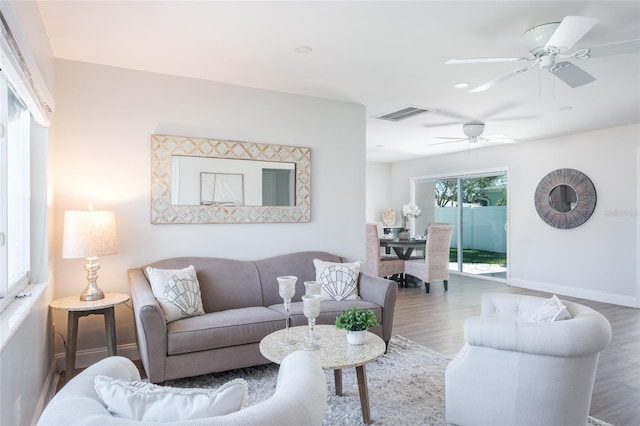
[255,251,344,307]
[313,259,362,301]
[94,375,247,421]
[167,306,285,355]
[145,257,264,312]
[146,265,205,323]
[528,295,572,322]
[272,300,382,327]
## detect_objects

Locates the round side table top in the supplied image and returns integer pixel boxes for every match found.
[259,325,386,370]
[50,292,130,311]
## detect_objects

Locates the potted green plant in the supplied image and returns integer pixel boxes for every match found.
[335,306,379,345]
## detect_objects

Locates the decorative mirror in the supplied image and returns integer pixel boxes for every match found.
[151,134,311,223]
[534,168,596,229]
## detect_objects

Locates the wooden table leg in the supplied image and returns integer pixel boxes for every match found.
[104,307,117,356]
[334,369,343,396]
[356,365,371,424]
[66,311,80,380]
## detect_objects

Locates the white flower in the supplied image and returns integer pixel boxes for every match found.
[402,202,421,218]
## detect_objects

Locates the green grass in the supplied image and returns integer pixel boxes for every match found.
[450,248,506,265]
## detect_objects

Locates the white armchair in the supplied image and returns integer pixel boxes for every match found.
[39,351,327,426]
[445,293,612,426]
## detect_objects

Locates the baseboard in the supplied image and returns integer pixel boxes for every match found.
[32,358,59,426]
[508,278,639,308]
[54,343,140,372]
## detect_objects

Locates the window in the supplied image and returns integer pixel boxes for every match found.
[0,73,31,304]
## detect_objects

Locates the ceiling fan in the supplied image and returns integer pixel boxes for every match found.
[446,16,640,92]
[431,121,515,146]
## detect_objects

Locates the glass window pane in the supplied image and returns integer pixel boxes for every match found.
[7,88,29,289]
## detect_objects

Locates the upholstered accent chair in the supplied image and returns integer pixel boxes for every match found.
[365,223,404,279]
[445,293,612,426]
[403,223,453,293]
[38,351,328,425]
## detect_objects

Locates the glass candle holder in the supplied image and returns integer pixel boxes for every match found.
[277,276,297,346]
[302,294,321,351]
[304,280,322,296]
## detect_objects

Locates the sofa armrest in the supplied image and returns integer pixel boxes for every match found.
[358,272,398,342]
[128,268,168,383]
[464,310,612,357]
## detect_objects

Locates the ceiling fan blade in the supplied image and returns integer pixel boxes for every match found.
[485,135,517,143]
[544,16,599,52]
[585,39,640,58]
[446,57,529,64]
[429,138,467,147]
[469,63,532,92]
[435,137,467,141]
[551,61,596,88]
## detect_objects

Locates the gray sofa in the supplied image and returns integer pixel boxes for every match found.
[128,251,397,383]
[38,352,327,425]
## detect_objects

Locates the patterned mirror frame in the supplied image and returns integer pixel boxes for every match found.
[151,134,311,224]
[534,168,596,229]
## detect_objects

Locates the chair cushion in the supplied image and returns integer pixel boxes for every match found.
[528,295,572,322]
[94,375,247,422]
[313,259,362,301]
[146,265,205,323]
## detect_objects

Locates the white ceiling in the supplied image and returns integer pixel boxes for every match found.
[36,0,640,162]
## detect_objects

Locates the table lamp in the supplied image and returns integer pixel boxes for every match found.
[62,209,118,301]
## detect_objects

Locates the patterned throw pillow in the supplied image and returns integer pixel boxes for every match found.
[528,295,572,322]
[146,265,205,323]
[94,375,247,421]
[313,259,363,301]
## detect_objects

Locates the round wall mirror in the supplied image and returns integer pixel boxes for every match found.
[548,184,578,213]
[534,169,596,229]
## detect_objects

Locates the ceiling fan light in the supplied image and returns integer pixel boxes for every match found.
[463,122,485,138]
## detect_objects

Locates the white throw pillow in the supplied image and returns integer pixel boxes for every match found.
[146,265,205,323]
[94,375,247,422]
[528,295,572,322]
[313,259,362,301]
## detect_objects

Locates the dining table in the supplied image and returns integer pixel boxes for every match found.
[379,238,426,288]
[379,238,426,260]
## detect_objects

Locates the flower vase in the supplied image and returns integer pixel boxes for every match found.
[346,330,367,345]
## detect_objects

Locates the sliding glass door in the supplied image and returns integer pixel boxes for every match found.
[415,172,507,280]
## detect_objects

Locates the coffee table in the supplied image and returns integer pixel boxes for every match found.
[259,324,386,424]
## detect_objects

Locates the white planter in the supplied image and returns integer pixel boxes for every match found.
[346,330,367,345]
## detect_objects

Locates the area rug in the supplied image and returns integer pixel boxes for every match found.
[166,335,612,426]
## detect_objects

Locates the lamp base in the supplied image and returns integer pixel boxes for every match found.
[80,257,105,301]
[80,287,104,301]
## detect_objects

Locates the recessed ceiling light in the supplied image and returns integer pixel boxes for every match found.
[294,45,313,54]
[453,82,470,89]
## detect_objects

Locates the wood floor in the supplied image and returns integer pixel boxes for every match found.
[393,274,640,426]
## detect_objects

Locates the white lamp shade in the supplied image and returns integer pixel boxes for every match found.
[62,210,118,259]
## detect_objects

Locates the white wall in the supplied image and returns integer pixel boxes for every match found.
[0,2,54,425]
[365,161,393,223]
[387,124,640,307]
[50,59,366,357]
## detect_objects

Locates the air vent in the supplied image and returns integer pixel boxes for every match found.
[376,106,431,122]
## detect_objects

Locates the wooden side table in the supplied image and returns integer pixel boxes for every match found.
[50,292,130,380]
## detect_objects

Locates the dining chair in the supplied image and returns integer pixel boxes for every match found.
[365,223,404,279]
[403,223,453,293]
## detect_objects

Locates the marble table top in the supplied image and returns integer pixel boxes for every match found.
[259,325,386,370]
[50,292,130,311]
